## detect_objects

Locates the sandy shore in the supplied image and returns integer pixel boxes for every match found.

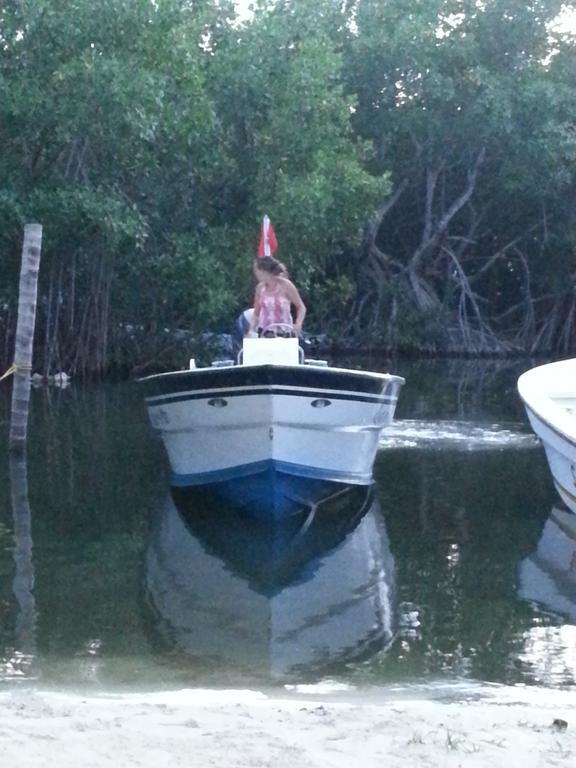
[1,684,574,767]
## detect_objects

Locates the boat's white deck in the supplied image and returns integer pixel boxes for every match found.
[552,396,576,416]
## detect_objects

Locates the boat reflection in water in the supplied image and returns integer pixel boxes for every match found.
[517,506,576,622]
[145,482,396,681]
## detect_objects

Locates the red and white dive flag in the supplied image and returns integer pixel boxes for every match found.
[257,215,278,257]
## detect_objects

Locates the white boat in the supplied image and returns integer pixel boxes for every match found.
[145,484,396,680]
[517,505,576,622]
[518,358,576,514]
[139,332,404,517]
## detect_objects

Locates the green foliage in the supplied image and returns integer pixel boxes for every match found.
[341,0,576,350]
[1,0,576,367]
[203,2,388,277]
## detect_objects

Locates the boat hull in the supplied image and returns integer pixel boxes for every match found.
[171,468,362,521]
[523,404,576,512]
[518,358,576,513]
[140,364,403,507]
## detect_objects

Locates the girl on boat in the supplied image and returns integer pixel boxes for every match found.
[248,255,307,337]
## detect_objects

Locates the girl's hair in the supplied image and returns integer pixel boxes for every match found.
[255,255,289,277]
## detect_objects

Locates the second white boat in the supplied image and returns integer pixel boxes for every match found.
[518,358,576,514]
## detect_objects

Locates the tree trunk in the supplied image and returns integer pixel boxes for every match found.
[9,223,43,452]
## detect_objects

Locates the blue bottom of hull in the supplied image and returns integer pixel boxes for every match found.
[170,463,369,521]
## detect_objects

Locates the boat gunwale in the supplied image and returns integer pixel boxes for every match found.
[139,365,405,406]
[138,363,405,386]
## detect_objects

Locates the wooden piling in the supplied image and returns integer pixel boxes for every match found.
[9,453,37,663]
[9,223,43,452]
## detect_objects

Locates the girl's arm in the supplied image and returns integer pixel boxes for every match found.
[284,279,306,333]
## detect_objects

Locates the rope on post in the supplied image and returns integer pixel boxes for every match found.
[0,363,33,382]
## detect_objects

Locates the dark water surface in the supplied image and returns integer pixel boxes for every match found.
[1,358,573,693]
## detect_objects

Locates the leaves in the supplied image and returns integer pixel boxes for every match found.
[1,0,576,368]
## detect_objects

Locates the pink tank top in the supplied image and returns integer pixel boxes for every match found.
[257,283,293,330]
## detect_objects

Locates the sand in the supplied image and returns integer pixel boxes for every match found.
[1,683,574,767]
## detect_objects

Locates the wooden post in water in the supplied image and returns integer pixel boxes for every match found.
[9,453,37,671]
[9,223,43,452]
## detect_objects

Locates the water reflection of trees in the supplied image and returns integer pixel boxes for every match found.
[401,358,535,421]
[376,444,561,685]
[27,382,164,530]
[335,355,537,422]
[0,383,166,687]
[444,358,542,420]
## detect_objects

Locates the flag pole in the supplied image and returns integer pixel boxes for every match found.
[263,215,270,257]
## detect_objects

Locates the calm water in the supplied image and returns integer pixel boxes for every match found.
[0,358,572,694]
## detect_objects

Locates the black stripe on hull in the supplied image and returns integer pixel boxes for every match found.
[148,387,398,408]
[139,365,403,400]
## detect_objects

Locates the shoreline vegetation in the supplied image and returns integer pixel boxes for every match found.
[1,683,575,767]
[2,1,576,378]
